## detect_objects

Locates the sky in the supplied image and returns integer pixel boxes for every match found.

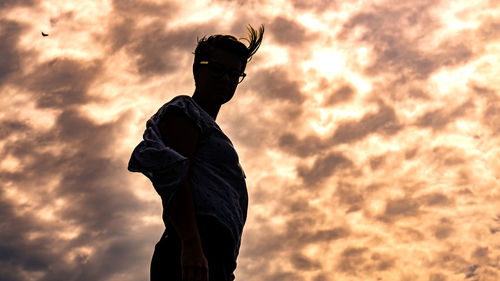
[1,0,500,280]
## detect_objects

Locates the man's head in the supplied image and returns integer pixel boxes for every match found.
[191,25,264,106]
[192,25,264,92]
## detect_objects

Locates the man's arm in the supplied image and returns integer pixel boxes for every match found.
[158,109,208,281]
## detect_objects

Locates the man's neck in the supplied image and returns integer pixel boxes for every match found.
[192,92,221,120]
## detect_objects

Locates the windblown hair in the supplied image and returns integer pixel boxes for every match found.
[193,24,264,72]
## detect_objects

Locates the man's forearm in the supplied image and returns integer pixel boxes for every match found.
[167,178,202,248]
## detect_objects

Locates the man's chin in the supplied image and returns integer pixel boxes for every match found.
[214,91,234,104]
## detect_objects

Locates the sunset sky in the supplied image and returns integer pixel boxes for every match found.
[1,0,500,280]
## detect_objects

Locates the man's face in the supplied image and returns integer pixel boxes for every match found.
[195,48,244,105]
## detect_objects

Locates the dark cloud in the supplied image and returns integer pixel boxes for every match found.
[404,147,418,159]
[297,152,353,186]
[265,271,303,281]
[106,17,137,53]
[0,120,30,140]
[325,84,355,106]
[221,111,272,149]
[106,18,219,77]
[0,0,34,10]
[278,132,326,157]
[242,212,349,258]
[415,100,475,131]
[470,84,500,134]
[112,0,179,17]
[334,181,364,211]
[471,247,489,264]
[399,227,425,241]
[290,0,338,12]
[331,103,402,145]
[369,154,386,170]
[428,146,466,167]
[240,219,349,281]
[0,188,58,279]
[429,273,447,281]
[380,197,420,221]
[0,20,29,86]
[337,247,394,275]
[290,253,322,271]
[0,106,156,281]
[483,101,500,135]
[432,218,454,240]
[49,11,75,27]
[268,16,317,47]
[313,273,329,281]
[476,18,500,41]
[248,66,305,103]
[128,21,190,76]
[339,3,473,79]
[465,264,479,279]
[418,192,453,207]
[20,58,103,108]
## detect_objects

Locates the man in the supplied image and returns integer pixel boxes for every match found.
[129,25,264,281]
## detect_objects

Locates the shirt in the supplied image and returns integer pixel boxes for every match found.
[128,95,248,263]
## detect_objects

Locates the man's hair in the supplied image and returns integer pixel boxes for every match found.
[193,24,264,73]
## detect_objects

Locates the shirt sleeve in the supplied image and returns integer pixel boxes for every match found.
[128,96,203,204]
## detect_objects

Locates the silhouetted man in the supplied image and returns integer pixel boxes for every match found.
[129,25,264,281]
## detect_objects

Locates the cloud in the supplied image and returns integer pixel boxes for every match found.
[331,103,402,145]
[111,0,179,17]
[290,0,338,12]
[339,2,473,79]
[0,119,30,140]
[0,0,34,10]
[431,218,455,240]
[278,102,401,158]
[290,253,322,271]
[297,152,353,186]
[278,133,326,157]
[426,146,467,168]
[0,20,30,86]
[433,250,470,274]
[268,16,318,47]
[324,84,355,106]
[105,17,219,77]
[429,273,447,281]
[379,197,420,221]
[20,58,103,108]
[334,181,364,211]
[415,100,475,131]
[0,103,156,281]
[49,11,75,27]
[417,192,453,207]
[126,21,190,76]
[240,216,349,280]
[369,154,386,170]
[476,18,500,41]
[336,247,394,275]
[248,66,305,103]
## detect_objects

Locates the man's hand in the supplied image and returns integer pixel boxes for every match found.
[181,244,209,281]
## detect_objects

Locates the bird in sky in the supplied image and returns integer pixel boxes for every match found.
[41,31,49,37]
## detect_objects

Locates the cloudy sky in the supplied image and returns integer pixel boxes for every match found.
[1,0,500,280]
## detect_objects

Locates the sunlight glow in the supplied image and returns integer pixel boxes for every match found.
[429,64,476,96]
[59,229,81,240]
[0,154,22,172]
[67,246,94,264]
[304,49,346,78]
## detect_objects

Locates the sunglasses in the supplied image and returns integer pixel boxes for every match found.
[199,61,246,84]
